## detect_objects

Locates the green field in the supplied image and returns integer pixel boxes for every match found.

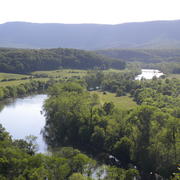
[168,74,180,79]
[32,69,127,78]
[0,78,50,87]
[32,69,88,79]
[0,69,88,87]
[103,68,130,73]
[0,69,179,87]
[0,73,30,80]
[91,91,137,110]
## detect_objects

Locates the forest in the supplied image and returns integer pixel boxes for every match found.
[97,49,180,74]
[1,47,180,75]
[0,48,125,74]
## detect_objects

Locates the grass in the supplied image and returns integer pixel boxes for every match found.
[0,69,88,87]
[91,91,137,110]
[32,69,87,79]
[0,69,179,87]
[32,69,127,79]
[168,74,180,79]
[103,68,131,73]
[0,73,30,80]
[0,79,31,87]
[0,78,49,87]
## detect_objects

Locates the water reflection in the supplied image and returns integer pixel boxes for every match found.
[135,69,164,80]
[0,94,47,152]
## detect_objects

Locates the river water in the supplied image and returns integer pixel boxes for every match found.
[0,94,48,152]
[135,69,164,80]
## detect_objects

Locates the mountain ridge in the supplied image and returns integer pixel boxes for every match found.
[1,20,180,49]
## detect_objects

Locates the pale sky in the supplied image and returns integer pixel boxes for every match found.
[0,0,180,24]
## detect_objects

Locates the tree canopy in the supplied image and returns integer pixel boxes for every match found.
[0,48,125,74]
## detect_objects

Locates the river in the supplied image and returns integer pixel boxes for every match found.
[135,69,164,80]
[0,94,48,152]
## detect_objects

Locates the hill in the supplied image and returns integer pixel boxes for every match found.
[0,48,125,73]
[96,49,180,63]
[96,49,180,74]
[1,20,180,49]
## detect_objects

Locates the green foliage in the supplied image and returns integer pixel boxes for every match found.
[0,125,97,179]
[0,48,125,73]
[1,71,179,179]
[104,166,139,180]
[0,79,55,101]
[43,79,180,179]
[85,70,138,95]
[97,49,180,74]
[69,173,90,180]
[90,91,137,110]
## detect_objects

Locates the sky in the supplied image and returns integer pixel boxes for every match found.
[0,0,180,24]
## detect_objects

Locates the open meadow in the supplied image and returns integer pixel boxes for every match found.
[91,91,137,110]
[0,69,179,87]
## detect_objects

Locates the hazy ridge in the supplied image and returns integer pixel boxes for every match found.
[1,20,180,49]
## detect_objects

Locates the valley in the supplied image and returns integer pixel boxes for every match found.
[0,22,179,180]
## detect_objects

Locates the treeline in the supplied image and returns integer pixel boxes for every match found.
[0,48,125,74]
[128,62,180,74]
[42,79,180,179]
[0,80,51,101]
[97,49,180,63]
[85,70,140,96]
[85,71,180,98]
[96,49,180,73]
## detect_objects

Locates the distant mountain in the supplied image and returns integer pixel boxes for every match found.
[1,20,180,49]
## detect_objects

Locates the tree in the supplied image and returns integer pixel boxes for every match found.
[25,135,38,155]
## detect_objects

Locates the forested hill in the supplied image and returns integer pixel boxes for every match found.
[1,20,180,49]
[0,48,125,73]
[97,49,180,74]
[96,49,180,63]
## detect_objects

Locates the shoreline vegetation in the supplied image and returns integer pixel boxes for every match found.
[0,68,179,179]
[0,47,179,179]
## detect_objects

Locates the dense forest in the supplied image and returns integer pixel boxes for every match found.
[97,49,180,74]
[1,47,180,75]
[0,48,125,73]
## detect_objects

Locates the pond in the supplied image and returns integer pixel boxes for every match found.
[0,94,48,152]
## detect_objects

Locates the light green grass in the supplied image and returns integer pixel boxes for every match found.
[0,73,30,80]
[91,91,137,110]
[0,68,143,87]
[32,69,128,79]
[0,78,49,87]
[32,69,87,79]
[103,68,130,73]
[0,79,31,87]
[168,74,180,79]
